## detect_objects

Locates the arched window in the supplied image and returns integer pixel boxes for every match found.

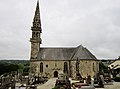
[64,62,68,73]
[54,71,58,77]
[76,59,79,72]
[40,62,43,73]
[36,32,39,37]
[32,32,36,38]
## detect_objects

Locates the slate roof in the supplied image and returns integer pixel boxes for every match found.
[37,45,97,60]
[71,45,97,60]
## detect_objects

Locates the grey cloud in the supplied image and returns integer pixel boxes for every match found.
[0,0,120,59]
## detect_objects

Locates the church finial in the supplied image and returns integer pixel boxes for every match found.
[34,0,40,21]
[37,0,39,3]
[36,0,39,11]
[31,0,42,32]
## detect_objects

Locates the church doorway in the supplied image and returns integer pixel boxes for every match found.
[54,71,58,77]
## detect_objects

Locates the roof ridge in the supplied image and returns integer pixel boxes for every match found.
[40,47,75,49]
[69,45,82,60]
[70,45,97,60]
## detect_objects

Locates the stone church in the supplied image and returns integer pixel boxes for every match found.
[30,0,99,79]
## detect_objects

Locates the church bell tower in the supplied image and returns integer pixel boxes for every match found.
[30,0,42,60]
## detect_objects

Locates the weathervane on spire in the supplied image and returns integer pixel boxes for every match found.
[37,0,39,3]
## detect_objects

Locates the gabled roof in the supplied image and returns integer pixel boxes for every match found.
[71,45,97,60]
[37,45,97,60]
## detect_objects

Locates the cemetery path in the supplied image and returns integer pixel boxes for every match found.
[37,78,120,89]
[37,78,57,89]
[104,82,120,89]
[96,82,120,89]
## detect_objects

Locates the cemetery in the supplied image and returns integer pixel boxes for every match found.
[0,58,120,89]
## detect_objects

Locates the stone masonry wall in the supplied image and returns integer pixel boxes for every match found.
[30,61,70,78]
[30,60,99,79]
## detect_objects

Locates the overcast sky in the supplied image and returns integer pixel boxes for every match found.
[0,0,120,60]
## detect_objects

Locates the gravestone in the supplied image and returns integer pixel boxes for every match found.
[91,78,94,86]
[98,75,104,88]
[81,86,95,89]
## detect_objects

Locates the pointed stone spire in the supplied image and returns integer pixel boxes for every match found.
[31,0,42,32]
[30,0,42,50]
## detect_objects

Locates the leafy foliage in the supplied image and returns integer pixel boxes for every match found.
[0,62,19,75]
[99,62,109,74]
[0,60,29,75]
